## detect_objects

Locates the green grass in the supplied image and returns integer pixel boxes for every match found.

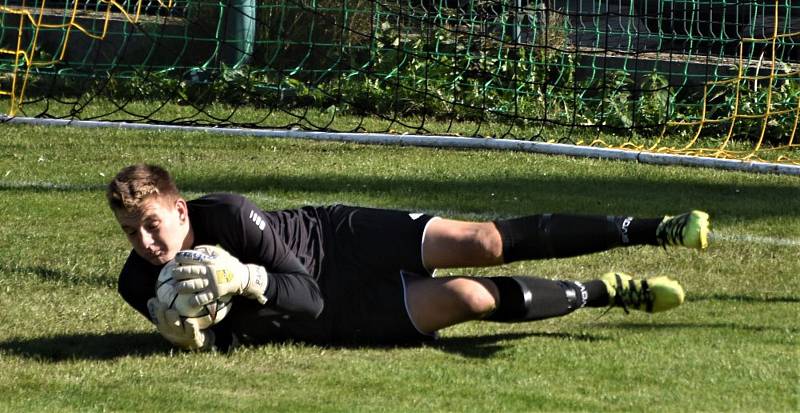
[1,123,798,412]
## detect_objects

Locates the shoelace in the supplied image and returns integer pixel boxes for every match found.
[658,215,688,247]
[612,274,653,314]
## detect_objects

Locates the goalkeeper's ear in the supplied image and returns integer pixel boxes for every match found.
[175,197,189,223]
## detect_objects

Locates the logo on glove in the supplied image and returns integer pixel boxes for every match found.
[215,269,235,284]
[177,250,216,262]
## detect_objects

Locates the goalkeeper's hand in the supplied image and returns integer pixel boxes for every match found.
[172,245,269,305]
[147,298,215,351]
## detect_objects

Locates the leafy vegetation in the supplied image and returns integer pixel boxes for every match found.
[2,1,800,159]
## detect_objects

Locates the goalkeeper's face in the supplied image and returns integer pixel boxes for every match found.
[115,196,192,266]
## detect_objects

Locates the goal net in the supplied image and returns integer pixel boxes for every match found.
[1,0,798,163]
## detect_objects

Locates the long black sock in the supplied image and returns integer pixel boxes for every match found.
[582,279,611,307]
[485,277,609,322]
[494,214,663,263]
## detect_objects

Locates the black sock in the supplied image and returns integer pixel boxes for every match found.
[582,279,610,307]
[485,276,609,322]
[494,214,663,263]
[624,217,663,246]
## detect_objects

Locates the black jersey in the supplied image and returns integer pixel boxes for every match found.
[117,193,435,347]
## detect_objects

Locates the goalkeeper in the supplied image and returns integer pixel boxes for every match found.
[108,164,710,351]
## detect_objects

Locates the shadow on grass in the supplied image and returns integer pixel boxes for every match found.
[431,331,609,358]
[2,166,797,220]
[1,330,610,361]
[176,172,798,220]
[0,332,168,362]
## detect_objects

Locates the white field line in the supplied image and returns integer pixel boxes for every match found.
[0,181,104,190]
[4,116,800,175]
[709,231,800,248]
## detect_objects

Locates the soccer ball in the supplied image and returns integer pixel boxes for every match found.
[155,259,233,329]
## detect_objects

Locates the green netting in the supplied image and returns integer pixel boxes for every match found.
[1,1,799,162]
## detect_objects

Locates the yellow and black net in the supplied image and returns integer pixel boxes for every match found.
[1,0,798,163]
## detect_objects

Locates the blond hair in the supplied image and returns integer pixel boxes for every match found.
[106,164,181,213]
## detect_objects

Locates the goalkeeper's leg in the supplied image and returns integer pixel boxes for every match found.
[422,211,710,269]
[405,273,684,333]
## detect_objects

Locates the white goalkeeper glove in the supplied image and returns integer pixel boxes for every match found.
[147,298,215,351]
[172,245,269,306]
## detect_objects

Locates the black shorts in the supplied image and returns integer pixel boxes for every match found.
[322,205,438,345]
[230,206,439,346]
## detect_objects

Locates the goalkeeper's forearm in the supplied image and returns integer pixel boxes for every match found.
[261,271,324,319]
[235,266,324,319]
[172,246,323,318]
